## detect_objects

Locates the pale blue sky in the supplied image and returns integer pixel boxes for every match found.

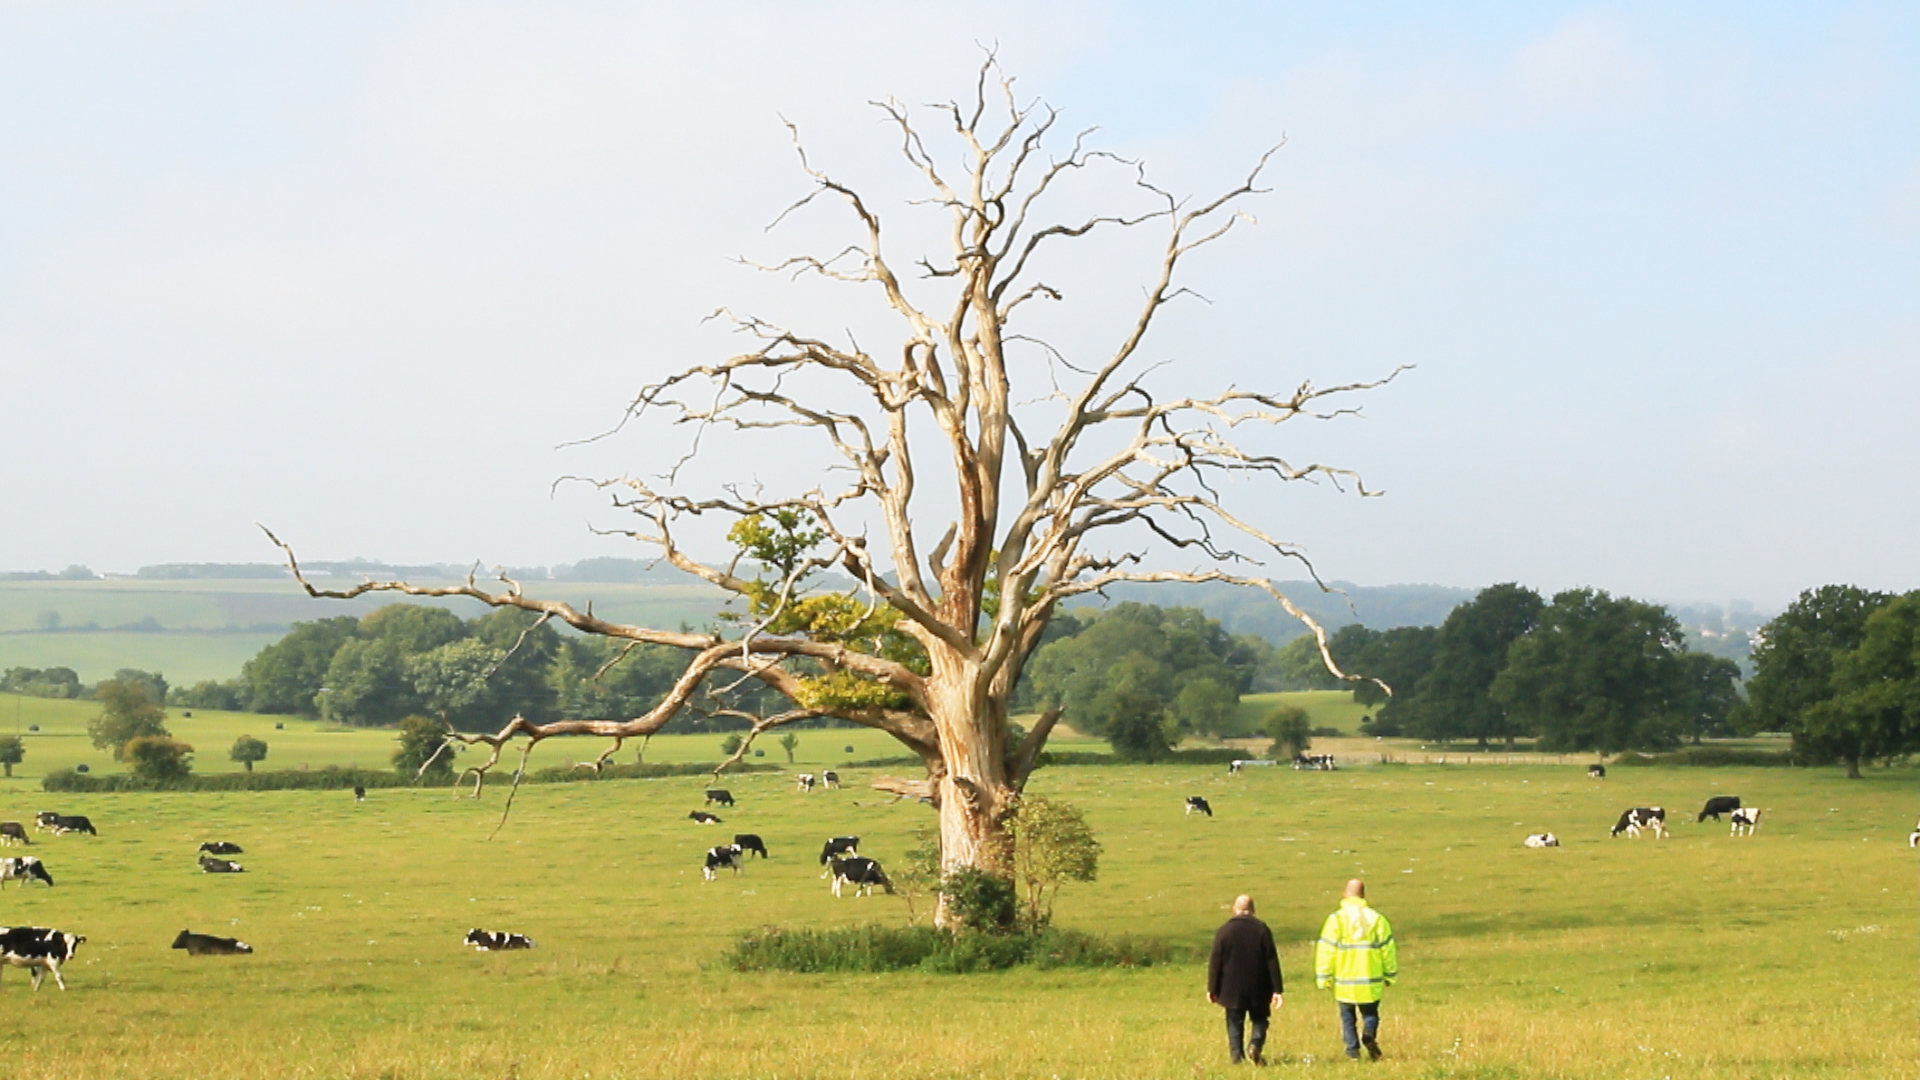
[2,2,1915,610]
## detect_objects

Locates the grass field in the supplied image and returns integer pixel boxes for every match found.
[0,752,1911,1079]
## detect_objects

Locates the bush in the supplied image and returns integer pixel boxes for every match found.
[722,924,1180,974]
[941,867,1018,933]
[393,715,455,781]
[125,736,194,782]
[1613,747,1803,768]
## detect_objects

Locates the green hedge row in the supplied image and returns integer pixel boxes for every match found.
[1612,747,1804,768]
[40,759,781,793]
[723,924,1185,974]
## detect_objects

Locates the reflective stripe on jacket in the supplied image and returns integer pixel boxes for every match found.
[1314,897,1397,1003]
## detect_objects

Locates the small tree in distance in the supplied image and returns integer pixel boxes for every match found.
[1264,704,1312,759]
[89,679,170,759]
[0,734,23,777]
[230,735,269,773]
[126,736,194,782]
[394,715,455,782]
[778,731,800,764]
[720,733,745,757]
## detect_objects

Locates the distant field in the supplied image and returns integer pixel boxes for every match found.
[1233,690,1373,736]
[0,577,733,683]
[0,756,1909,1079]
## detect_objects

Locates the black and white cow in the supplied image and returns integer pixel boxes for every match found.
[199,841,243,856]
[688,811,723,825]
[829,856,892,898]
[1729,807,1763,836]
[1587,764,1607,779]
[796,773,817,793]
[1,857,54,887]
[1610,807,1668,839]
[1185,796,1213,817]
[733,834,769,859]
[705,789,735,807]
[1523,833,1561,848]
[822,770,841,789]
[464,929,535,951]
[1292,753,1337,771]
[818,836,860,876]
[1909,818,1920,848]
[36,813,96,836]
[198,854,245,873]
[1697,796,1742,822]
[703,844,744,881]
[173,930,253,955]
[353,785,366,802]
[0,822,27,846]
[0,927,85,990]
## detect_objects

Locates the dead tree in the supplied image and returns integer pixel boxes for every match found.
[269,62,1399,927]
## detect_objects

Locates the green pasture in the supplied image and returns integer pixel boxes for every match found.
[0,577,734,683]
[1234,690,1374,736]
[0,693,1113,779]
[0,757,1911,1079]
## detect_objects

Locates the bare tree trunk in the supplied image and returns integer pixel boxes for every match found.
[1844,754,1862,779]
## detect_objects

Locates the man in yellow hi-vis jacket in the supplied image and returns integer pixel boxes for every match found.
[1314,879,1398,1061]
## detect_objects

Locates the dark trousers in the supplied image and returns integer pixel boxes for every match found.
[1223,1005,1270,1063]
[1337,1000,1380,1057]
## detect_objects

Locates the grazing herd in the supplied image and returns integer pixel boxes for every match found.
[686,775,893,902]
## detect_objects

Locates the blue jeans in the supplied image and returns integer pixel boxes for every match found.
[1224,1005,1270,1063]
[1338,1000,1380,1058]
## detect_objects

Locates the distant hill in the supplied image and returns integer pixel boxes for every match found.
[1077,580,1477,642]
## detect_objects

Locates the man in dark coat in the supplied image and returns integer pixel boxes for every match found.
[1207,894,1285,1064]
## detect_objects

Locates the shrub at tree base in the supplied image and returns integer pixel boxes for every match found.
[723,925,1180,974]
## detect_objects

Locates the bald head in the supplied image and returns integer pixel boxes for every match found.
[1344,879,1366,899]
[1232,894,1255,915]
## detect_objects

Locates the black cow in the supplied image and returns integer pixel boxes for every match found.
[1587,764,1607,779]
[0,927,85,990]
[464,929,535,951]
[0,822,27,846]
[199,854,245,873]
[818,835,860,870]
[704,844,744,881]
[829,856,892,897]
[733,834,769,859]
[1610,806,1668,839]
[173,930,252,955]
[353,785,366,802]
[822,770,841,789]
[1,857,54,888]
[1697,796,1742,822]
[1185,796,1213,817]
[705,789,735,808]
[688,811,723,825]
[199,841,243,856]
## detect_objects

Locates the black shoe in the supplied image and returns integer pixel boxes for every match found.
[1362,1037,1382,1061]
[1250,1048,1265,1067]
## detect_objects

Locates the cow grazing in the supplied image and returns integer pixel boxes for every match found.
[1610,807,1668,839]
[703,844,744,881]
[688,811,723,825]
[1,857,54,887]
[198,854,245,873]
[1587,764,1606,779]
[1729,808,1763,836]
[829,856,893,897]
[1909,819,1919,847]
[0,822,27,846]
[36,813,95,836]
[464,929,535,951]
[796,773,817,793]
[172,930,252,956]
[199,841,243,856]
[705,789,735,807]
[733,834,769,859]
[1292,753,1337,771]
[818,836,860,875]
[0,927,85,990]
[1697,796,1742,822]
[1185,796,1213,817]
[353,785,366,802]
[1523,833,1561,849]
[822,770,841,789]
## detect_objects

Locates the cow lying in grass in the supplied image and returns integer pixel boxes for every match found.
[199,841,243,855]
[173,930,252,955]
[1523,833,1560,848]
[199,854,245,873]
[464,929,534,951]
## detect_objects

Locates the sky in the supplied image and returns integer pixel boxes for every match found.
[2,2,1915,612]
